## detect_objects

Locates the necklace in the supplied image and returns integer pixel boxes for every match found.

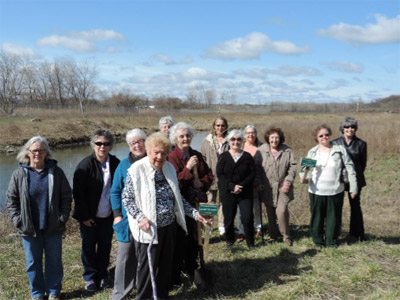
[317,148,331,168]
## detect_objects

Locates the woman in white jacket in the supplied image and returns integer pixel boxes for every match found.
[122,132,208,300]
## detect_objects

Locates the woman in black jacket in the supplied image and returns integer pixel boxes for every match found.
[73,129,120,292]
[217,129,256,249]
[333,117,367,241]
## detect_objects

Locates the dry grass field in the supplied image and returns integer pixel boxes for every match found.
[0,110,399,299]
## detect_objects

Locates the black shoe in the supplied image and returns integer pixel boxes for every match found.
[85,280,97,292]
[100,277,112,289]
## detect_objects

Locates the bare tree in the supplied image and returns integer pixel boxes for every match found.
[0,51,27,114]
[203,88,215,107]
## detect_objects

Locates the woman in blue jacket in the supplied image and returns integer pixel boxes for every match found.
[111,128,147,300]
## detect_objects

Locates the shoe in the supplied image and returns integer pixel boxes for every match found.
[31,297,43,300]
[85,280,97,292]
[49,295,60,300]
[255,231,262,239]
[236,234,245,243]
[100,277,112,289]
[284,238,293,246]
[266,237,277,243]
[220,233,226,241]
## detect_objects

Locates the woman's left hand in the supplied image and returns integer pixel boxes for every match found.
[350,193,358,199]
[197,214,210,226]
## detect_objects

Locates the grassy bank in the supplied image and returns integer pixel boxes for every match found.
[0,111,399,299]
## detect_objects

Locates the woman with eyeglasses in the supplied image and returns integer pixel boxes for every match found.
[217,129,256,249]
[73,129,120,292]
[6,136,72,300]
[111,128,147,300]
[333,117,367,242]
[300,124,357,247]
[200,116,229,238]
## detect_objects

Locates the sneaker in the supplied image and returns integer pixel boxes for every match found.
[100,277,112,289]
[48,295,60,300]
[236,234,245,243]
[85,280,97,292]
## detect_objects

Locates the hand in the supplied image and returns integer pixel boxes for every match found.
[83,219,95,227]
[233,185,243,194]
[139,217,151,231]
[197,214,209,227]
[113,216,123,225]
[300,177,308,184]
[350,193,358,199]
[257,184,264,191]
[186,156,198,171]
[281,181,291,194]
[193,178,203,189]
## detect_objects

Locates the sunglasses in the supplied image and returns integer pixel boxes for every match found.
[230,137,242,142]
[344,125,356,129]
[318,134,330,138]
[95,142,111,147]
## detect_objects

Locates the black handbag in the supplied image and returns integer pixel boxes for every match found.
[340,153,349,184]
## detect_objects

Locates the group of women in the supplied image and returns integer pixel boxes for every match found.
[5,115,367,300]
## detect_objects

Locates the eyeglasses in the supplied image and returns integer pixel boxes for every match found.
[230,137,242,142]
[318,134,330,138]
[129,140,144,146]
[344,125,356,129]
[29,149,46,154]
[95,142,111,147]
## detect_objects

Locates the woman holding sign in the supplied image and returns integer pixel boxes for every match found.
[168,122,213,286]
[300,124,357,247]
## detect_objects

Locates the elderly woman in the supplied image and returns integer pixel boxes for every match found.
[111,128,147,300]
[217,129,256,249]
[300,124,357,247]
[201,116,230,237]
[159,115,174,137]
[237,125,263,242]
[333,117,367,241]
[255,127,297,246]
[6,136,72,300]
[122,132,208,300]
[73,129,120,292]
[168,122,213,285]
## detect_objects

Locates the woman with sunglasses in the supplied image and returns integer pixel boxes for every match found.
[333,117,367,242]
[217,129,256,249]
[73,129,120,292]
[300,124,357,247]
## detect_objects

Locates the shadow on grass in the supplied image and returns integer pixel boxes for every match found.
[173,248,318,299]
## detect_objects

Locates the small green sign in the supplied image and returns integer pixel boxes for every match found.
[199,204,218,215]
[301,157,317,168]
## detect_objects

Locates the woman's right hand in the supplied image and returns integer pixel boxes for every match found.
[139,217,151,231]
[300,177,308,184]
[113,216,123,225]
[186,156,198,170]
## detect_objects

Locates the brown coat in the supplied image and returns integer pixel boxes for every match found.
[254,144,297,207]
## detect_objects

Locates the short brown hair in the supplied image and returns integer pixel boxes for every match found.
[264,127,285,145]
[313,123,332,142]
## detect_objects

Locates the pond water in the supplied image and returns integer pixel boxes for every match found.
[0,132,208,209]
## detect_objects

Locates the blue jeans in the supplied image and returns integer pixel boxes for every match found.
[79,216,114,282]
[22,231,63,298]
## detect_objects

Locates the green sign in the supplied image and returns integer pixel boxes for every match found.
[301,157,317,168]
[199,204,218,215]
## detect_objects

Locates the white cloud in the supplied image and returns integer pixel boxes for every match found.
[153,53,193,65]
[317,14,400,45]
[234,65,322,79]
[203,32,310,60]
[321,61,363,73]
[37,29,125,52]
[1,42,41,59]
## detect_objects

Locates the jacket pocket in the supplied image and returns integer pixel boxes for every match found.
[113,218,130,243]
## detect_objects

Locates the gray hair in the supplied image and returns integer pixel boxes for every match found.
[169,122,194,145]
[159,115,174,129]
[339,117,358,133]
[126,128,147,144]
[17,136,52,164]
[244,124,257,134]
[90,129,115,149]
[226,129,244,142]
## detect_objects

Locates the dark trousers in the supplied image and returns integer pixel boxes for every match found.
[309,192,344,246]
[135,222,176,300]
[79,215,114,282]
[171,217,198,285]
[347,189,365,240]
[223,196,254,246]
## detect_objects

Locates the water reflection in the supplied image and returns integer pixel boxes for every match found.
[0,132,207,208]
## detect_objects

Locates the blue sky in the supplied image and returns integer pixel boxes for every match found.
[1,0,399,104]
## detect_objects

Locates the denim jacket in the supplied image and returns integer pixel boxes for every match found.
[299,143,358,194]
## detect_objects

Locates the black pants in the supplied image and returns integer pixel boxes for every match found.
[223,196,254,246]
[171,217,198,285]
[347,189,365,240]
[135,222,176,300]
